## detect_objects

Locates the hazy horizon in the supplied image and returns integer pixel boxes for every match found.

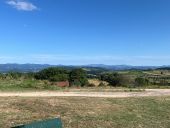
[0,63,170,67]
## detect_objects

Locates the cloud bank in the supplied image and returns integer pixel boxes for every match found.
[6,0,38,11]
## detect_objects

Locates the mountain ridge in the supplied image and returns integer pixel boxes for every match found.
[0,63,169,73]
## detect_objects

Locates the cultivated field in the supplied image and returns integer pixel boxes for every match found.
[0,96,170,128]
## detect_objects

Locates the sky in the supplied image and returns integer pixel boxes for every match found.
[0,0,170,65]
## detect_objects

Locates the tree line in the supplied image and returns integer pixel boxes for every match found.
[1,67,168,87]
[0,67,89,87]
[35,67,88,86]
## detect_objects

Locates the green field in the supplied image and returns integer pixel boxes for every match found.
[0,96,170,128]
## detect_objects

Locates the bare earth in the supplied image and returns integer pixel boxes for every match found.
[0,89,170,98]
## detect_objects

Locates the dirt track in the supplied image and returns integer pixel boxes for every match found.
[0,89,170,98]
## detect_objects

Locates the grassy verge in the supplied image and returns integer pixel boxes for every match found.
[0,96,170,128]
[0,79,62,92]
[143,85,170,89]
[62,87,145,92]
[1,79,170,92]
[0,79,145,92]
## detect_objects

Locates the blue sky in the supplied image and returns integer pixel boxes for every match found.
[0,0,170,65]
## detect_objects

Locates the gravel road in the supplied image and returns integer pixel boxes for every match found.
[0,89,170,98]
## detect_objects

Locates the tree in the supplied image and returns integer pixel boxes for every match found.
[35,67,69,82]
[99,73,128,87]
[135,77,149,87]
[69,68,88,86]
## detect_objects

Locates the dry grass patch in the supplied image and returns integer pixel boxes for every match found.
[88,79,108,86]
[0,97,170,128]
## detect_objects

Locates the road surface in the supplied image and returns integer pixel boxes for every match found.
[0,89,170,98]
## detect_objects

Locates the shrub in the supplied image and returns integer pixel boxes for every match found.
[69,68,88,87]
[98,82,106,87]
[35,67,69,82]
[88,83,96,87]
[99,73,127,87]
[135,77,149,87]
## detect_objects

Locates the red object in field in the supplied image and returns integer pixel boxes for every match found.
[53,81,70,87]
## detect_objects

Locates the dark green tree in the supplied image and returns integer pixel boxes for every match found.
[99,73,128,86]
[69,68,88,86]
[35,67,69,82]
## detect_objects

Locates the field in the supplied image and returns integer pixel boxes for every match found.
[0,69,170,128]
[0,96,170,128]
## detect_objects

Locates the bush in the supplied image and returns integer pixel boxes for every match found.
[35,67,69,82]
[88,83,96,87]
[69,68,88,87]
[135,77,149,87]
[98,82,106,87]
[99,73,127,87]
[6,72,22,79]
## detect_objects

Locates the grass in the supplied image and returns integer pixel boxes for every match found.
[0,96,170,128]
[143,85,170,89]
[88,79,109,86]
[0,78,169,92]
[63,87,145,92]
[0,79,62,91]
[0,79,146,92]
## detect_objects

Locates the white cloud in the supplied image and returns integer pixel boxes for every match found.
[6,0,38,11]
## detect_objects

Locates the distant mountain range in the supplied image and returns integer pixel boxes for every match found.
[0,64,55,73]
[85,64,159,70]
[0,63,169,73]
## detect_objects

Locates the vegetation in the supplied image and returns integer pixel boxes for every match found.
[0,67,170,90]
[135,77,149,87]
[1,96,170,128]
[69,68,88,86]
[99,73,130,87]
[35,67,69,82]
[35,67,89,87]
